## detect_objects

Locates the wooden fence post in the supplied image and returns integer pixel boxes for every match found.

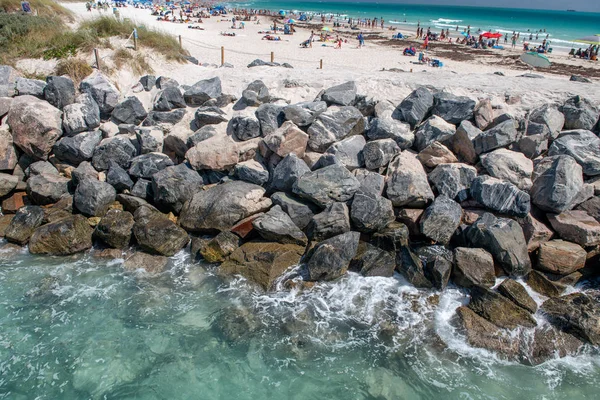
[319,59,323,69]
[179,35,182,49]
[94,48,101,72]
[270,52,274,63]
[221,46,225,66]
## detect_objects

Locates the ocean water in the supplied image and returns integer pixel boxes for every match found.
[1,243,600,399]
[226,1,600,47]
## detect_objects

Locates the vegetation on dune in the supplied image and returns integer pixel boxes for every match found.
[0,0,72,18]
[55,57,93,85]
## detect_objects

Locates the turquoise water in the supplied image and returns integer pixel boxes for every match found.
[226,1,600,46]
[1,242,600,399]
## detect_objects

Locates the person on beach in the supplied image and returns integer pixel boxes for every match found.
[309,30,314,48]
[357,32,365,48]
[511,34,516,49]
[381,18,384,29]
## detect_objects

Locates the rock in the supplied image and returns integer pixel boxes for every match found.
[305,231,360,281]
[528,104,564,139]
[414,115,456,151]
[453,247,495,288]
[283,102,326,127]
[516,133,549,159]
[71,161,98,186]
[143,109,186,126]
[0,214,14,236]
[385,152,434,207]
[116,194,151,213]
[79,73,120,116]
[133,206,189,256]
[371,221,410,252]
[43,76,76,110]
[29,215,92,255]
[4,206,45,245]
[26,174,69,205]
[470,175,531,217]
[366,118,414,149]
[156,76,178,89]
[528,270,566,297]
[420,195,462,244]
[536,240,586,276]
[417,141,458,169]
[570,75,592,83]
[306,106,365,152]
[561,95,599,131]
[0,127,18,171]
[152,86,185,111]
[270,153,311,193]
[256,104,285,135]
[452,120,482,164]
[235,159,269,186]
[363,138,400,170]
[262,121,309,158]
[417,245,453,289]
[519,212,554,252]
[530,155,583,213]
[1,192,28,214]
[61,97,101,137]
[473,99,494,130]
[466,213,531,277]
[252,205,307,246]
[350,242,395,277]
[354,95,377,117]
[397,87,434,128]
[325,135,366,170]
[128,153,173,179]
[187,126,217,148]
[473,119,518,155]
[220,242,304,290]
[241,80,270,106]
[183,77,222,106]
[541,292,600,345]
[106,162,134,192]
[136,128,164,154]
[432,92,476,124]
[74,179,116,217]
[480,149,533,190]
[548,130,600,176]
[131,179,153,199]
[0,173,18,197]
[139,75,156,91]
[293,164,361,208]
[547,210,600,247]
[468,285,537,329]
[577,196,600,221]
[7,95,62,160]
[227,115,261,141]
[350,192,395,233]
[179,180,271,233]
[497,279,537,314]
[112,96,147,125]
[396,246,432,288]
[123,252,168,274]
[307,202,351,241]
[353,169,385,197]
[199,231,241,263]
[92,136,137,170]
[321,81,357,106]
[151,163,204,213]
[93,209,134,249]
[185,136,239,171]
[53,130,102,165]
[26,161,57,177]
[271,192,318,230]
[428,163,477,202]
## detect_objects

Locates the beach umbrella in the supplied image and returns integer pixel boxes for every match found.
[279,10,286,16]
[460,32,469,37]
[520,52,551,68]
[286,18,296,24]
[482,32,503,39]
[574,34,600,45]
[321,26,332,32]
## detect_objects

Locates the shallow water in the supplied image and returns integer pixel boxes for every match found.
[0,243,599,399]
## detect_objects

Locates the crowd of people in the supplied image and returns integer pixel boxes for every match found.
[570,45,599,61]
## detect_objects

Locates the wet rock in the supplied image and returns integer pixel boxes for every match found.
[417,245,453,290]
[561,95,599,131]
[468,285,537,329]
[305,231,360,281]
[497,279,537,313]
[536,240,586,275]
[420,195,462,244]
[428,163,477,202]
[252,205,307,246]
[241,80,270,106]
[62,94,101,136]
[199,231,241,263]
[53,130,102,165]
[228,115,261,141]
[4,206,45,245]
[548,129,600,176]
[220,241,304,290]
[270,153,311,193]
[528,104,564,139]
[453,247,495,288]
[452,120,482,164]
[43,76,75,109]
[530,155,583,213]
[183,77,222,106]
[432,92,476,124]
[470,175,530,217]
[112,96,147,125]
[396,246,433,288]
[466,213,531,277]
[321,81,357,106]
[371,221,410,252]
[185,136,239,171]
[307,202,351,241]
[306,106,365,152]
[417,141,458,169]
[29,215,93,255]
[256,103,285,135]
[235,159,269,185]
[528,270,566,297]
[26,174,69,205]
[92,135,137,170]
[363,138,400,170]
[350,242,395,277]
[153,86,185,111]
[123,251,168,274]
[106,162,134,192]
[366,117,414,149]
[193,106,228,128]
[128,153,173,179]
[271,192,319,230]
[480,149,533,190]
[133,206,189,256]
[353,169,385,197]
[415,115,456,151]
[325,135,366,170]
[293,164,361,207]
[385,152,434,207]
[350,192,395,233]
[397,87,434,128]
[473,119,518,155]
[541,292,600,345]
[473,99,494,130]
[94,209,134,249]
[79,73,120,116]
[179,180,271,233]
[547,210,600,247]
[74,179,116,217]
[7,95,62,160]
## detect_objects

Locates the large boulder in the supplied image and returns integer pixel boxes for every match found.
[363,138,400,170]
[74,179,116,217]
[350,192,395,233]
[183,77,222,106]
[179,181,271,233]
[0,127,18,171]
[473,119,518,155]
[185,136,239,171]
[241,80,270,106]
[235,159,269,186]
[420,195,462,244]
[256,103,285,135]
[26,174,70,205]
[528,104,564,139]
[283,101,326,127]
[324,135,366,170]
[473,99,494,130]
[306,106,365,152]
[470,175,530,217]
[548,130,600,176]
[396,246,433,288]
[305,231,360,281]
[112,96,147,125]
[220,242,304,290]
[307,202,351,241]
[480,149,533,190]
[417,141,458,169]
[431,92,476,124]
[197,231,241,263]
[7,95,63,160]
[428,163,477,202]
[43,76,76,110]
[71,161,98,186]
[397,87,434,128]
[452,120,482,164]
[536,240,586,275]
[350,242,396,277]
[541,292,600,345]
[15,77,45,98]
[193,106,227,128]
[385,152,434,207]
[270,153,311,193]
[62,93,101,135]
[29,215,93,255]
[143,109,186,126]
[128,153,173,179]
[561,96,599,131]
[293,164,361,207]
[498,279,537,314]
[136,128,164,154]
[468,285,537,329]
[151,163,204,213]
[530,155,583,213]
[227,115,261,141]
[353,169,385,197]
[414,246,452,289]
[414,115,456,151]
[252,205,307,246]
[79,73,120,116]
[0,173,18,197]
[321,81,357,106]
[366,117,414,149]
[53,130,103,165]
[26,161,57,177]
[263,121,309,158]
[123,252,168,274]
[92,136,137,170]
[4,206,45,245]
[466,213,531,277]
[106,162,134,192]
[271,192,319,230]
[153,86,186,111]
[133,206,189,256]
[94,209,134,249]
[453,247,495,288]
[547,210,600,247]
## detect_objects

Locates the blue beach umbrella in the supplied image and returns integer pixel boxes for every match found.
[520,52,551,68]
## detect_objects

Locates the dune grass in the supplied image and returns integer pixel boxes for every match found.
[55,57,93,84]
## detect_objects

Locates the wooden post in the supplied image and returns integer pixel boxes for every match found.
[178,35,182,49]
[270,51,274,63]
[94,48,101,71]
[319,59,323,69]
[133,35,137,51]
[221,46,225,66]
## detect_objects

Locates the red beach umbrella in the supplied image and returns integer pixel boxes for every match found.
[482,32,503,39]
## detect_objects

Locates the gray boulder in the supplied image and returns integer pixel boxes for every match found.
[71,161,98,186]
[26,174,69,205]
[473,119,518,154]
[62,94,101,136]
[353,169,385,197]
[53,130,103,165]
[227,115,261,141]
[25,160,58,177]
[92,136,137,170]
[548,130,600,176]
[516,133,548,159]
[561,96,599,130]
[0,127,18,171]
[0,173,18,197]
[432,92,476,124]
[128,153,173,179]
[187,126,217,148]
[136,128,164,154]
[93,209,134,249]
[325,135,366,170]
[306,106,365,152]
[152,163,204,213]
[530,155,583,213]
[307,202,351,241]
[396,246,433,288]
[262,121,309,158]
[194,106,228,128]
[453,247,495,288]
[470,175,530,217]
[417,245,453,290]
[252,205,307,246]
[4,206,45,245]
[350,242,396,277]
[153,86,186,111]
[528,104,564,139]
[271,192,319,230]
[283,102,326,127]
[452,120,482,164]
[131,179,153,200]
[473,99,494,130]
[366,117,414,149]
[270,153,311,193]
[256,104,285,135]
[133,206,189,256]
[143,109,186,126]
[350,192,395,233]
[305,231,360,281]
[183,77,222,106]
[541,292,600,345]
[415,115,456,151]
[112,96,147,125]
[241,80,270,106]
[293,164,361,207]
[420,195,462,244]
[156,76,178,89]
[139,75,156,91]
[79,73,120,116]
[74,179,117,217]
[385,152,434,207]
[363,138,400,170]
[44,76,76,110]
[480,149,533,190]
[16,78,46,98]
[235,159,269,186]
[321,81,357,106]
[106,162,134,192]
[428,163,477,202]
[397,87,434,128]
